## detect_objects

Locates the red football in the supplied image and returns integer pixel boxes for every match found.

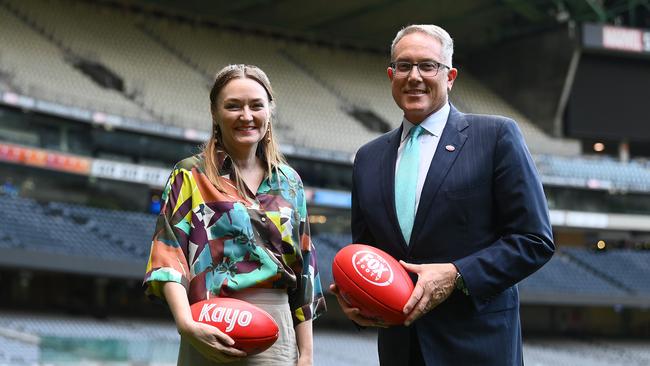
[332,244,414,325]
[190,297,279,355]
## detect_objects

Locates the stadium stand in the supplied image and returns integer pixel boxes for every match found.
[518,252,629,298]
[47,201,156,258]
[0,194,145,260]
[536,154,650,192]
[2,1,650,364]
[0,0,580,156]
[450,72,580,156]
[0,333,39,366]
[563,248,650,294]
[2,311,649,366]
[0,5,148,120]
[0,311,178,365]
[524,338,650,366]
[0,310,383,365]
[3,192,650,306]
[141,18,378,152]
[4,0,207,126]
[287,45,580,156]
[312,233,352,286]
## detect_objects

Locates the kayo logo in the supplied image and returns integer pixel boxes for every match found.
[198,304,252,332]
[352,251,394,287]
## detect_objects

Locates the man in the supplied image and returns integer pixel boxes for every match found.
[331,24,554,365]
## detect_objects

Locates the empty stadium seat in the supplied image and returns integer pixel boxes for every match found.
[0,0,581,156]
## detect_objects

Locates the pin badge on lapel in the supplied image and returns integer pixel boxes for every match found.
[445,145,455,152]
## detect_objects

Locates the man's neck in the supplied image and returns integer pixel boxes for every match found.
[404,101,448,125]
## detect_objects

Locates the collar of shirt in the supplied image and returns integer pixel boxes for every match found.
[214,150,234,176]
[400,102,450,143]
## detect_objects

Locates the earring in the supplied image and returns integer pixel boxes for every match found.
[266,123,271,143]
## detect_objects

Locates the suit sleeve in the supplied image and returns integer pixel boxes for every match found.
[452,119,554,304]
[351,150,376,245]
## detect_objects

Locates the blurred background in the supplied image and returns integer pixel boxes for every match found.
[1,0,650,365]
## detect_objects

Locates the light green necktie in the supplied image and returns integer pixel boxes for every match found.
[395,125,424,244]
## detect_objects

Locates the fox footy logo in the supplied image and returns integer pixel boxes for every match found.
[198,304,252,332]
[352,251,394,287]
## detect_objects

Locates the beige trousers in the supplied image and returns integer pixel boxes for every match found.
[178,289,299,366]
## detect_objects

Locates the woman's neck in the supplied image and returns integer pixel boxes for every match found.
[228,144,262,172]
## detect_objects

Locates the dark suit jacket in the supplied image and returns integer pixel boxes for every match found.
[351,105,554,365]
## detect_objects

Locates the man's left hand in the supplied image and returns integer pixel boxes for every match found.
[399,261,457,326]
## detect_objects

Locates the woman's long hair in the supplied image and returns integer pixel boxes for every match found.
[202,64,286,199]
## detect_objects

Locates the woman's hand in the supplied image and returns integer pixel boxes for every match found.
[162,282,246,362]
[178,318,247,362]
[297,354,313,366]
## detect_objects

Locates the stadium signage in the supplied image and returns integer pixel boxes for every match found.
[198,304,253,332]
[583,23,650,55]
[91,159,169,187]
[0,143,90,175]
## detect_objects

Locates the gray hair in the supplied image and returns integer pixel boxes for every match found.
[390,24,454,67]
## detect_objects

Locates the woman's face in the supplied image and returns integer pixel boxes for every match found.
[215,78,270,153]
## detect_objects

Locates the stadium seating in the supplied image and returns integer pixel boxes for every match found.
[3,193,650,304]
[0,334,39,366]
[2,2,650,365]
[0,0,581,156]
[536,155,650,192]
[312,233,352,286]
[4,0,207,126]
[0,5,148,120]
[0,310,380,366]
[314,232,650,302]
[48,201,156,258]
[563,247,650,294]
[0,193,349,276]
[524,338,650,366]
[142,19,378,152]
[0,194,147,260]
[518,252,628,297]
[286,45,580,156]
[2,311,649,366]
[0,311,178,365]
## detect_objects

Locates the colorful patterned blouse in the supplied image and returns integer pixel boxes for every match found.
[144,153,326,325]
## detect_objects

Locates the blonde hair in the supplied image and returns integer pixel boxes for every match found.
[391,24,454,67]
[203,64,286,199]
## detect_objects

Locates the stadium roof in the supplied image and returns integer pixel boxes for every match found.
[106,0,650,56]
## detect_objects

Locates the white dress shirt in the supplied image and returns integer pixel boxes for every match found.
[395,102,450,212]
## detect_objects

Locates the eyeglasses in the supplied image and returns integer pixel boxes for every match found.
[389,61,450,78]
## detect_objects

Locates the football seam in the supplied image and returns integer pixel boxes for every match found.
[237,335,278,341]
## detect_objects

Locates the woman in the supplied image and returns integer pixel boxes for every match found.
[144,64,326,365]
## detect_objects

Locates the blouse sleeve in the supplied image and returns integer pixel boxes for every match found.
[143,166,193,301]
[289,172,327,325]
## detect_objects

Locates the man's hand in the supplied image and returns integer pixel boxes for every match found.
[400,261,457,326]
[329,284,388,328]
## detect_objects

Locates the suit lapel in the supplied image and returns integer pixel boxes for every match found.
[380,127,407,248]
[409,106,469,249]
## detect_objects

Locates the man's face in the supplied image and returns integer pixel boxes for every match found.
[388,32,457,123]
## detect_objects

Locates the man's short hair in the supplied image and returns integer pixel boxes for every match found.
[391,24,454,67]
